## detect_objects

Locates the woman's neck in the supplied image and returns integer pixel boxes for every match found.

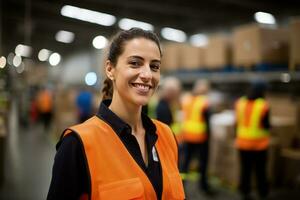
[109,95,143,133]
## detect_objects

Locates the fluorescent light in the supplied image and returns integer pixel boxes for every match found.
[49,53,61,66]
[13,55,22,67]
[0,56,6,68]
[118,18,154,31]
[16,62,25,73]
[85,72,97,86]
[15,44,32,57]
[254,12,276,25]
[61,5,116,26]
[189,34,208,47]
[92,35,108,49]
[7,53,14,65]
[161,27,187,42]
[38,49,51,61]
[55,30,75,43]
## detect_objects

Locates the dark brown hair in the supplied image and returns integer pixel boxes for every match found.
[101,28,162,100]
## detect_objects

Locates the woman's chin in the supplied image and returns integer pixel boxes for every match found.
[134,97,151,106]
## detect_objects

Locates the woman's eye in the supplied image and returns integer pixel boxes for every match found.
[129,60,141,67]
[150,64,160,71]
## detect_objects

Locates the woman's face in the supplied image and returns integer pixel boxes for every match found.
[108,38,161,107]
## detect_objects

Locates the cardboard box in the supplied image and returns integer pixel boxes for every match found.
[209,111,239,186]
[161,42,181,72]
[289,18,300,70]
[279,148,300,187]
[209,137,239,186]
[266,94,298,123]
[233,24,288,67]
[53,88,77,137]
[180,44,205,70]
[204,35,232,69]
[267,94,298,147]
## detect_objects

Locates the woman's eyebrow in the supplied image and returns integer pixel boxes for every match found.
[127,55,144,60]
[152,59,161,64]
[127,55,161,63]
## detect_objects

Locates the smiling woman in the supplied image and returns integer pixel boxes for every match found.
[47,28,185,200]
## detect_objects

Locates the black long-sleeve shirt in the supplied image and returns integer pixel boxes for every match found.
[47,100,163,200]
[155,99,173,126]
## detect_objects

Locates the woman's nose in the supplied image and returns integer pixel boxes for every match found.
[140,65,152,80]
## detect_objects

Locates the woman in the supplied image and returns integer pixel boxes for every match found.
[47,28,185,200]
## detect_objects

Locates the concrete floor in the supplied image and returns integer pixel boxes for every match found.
[0,100,299,200]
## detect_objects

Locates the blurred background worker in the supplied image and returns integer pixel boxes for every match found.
[76,87,93,123]
[235,81,271,200]
[36,86,54,131]
[155,76,182,142]
[180,79,212,194]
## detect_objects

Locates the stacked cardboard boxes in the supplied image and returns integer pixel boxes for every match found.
[180,44,205,70]
[233,24,289,68]
[161,42,182,72]
[289,19,300,70]
[204,34,231,70]
[266,94,298,147]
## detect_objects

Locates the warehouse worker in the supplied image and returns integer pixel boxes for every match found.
[47,28,185,200]
[36,86,53,131]
[155,76,183,143]
[235,81,270,200]
[181,79,212,194]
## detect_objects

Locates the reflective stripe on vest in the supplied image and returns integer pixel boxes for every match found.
[63,117,185,200]
[182,95,208,143]
[236,97,270,150]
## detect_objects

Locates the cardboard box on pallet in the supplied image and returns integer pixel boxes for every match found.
[180,44,205,70]
[232,24,289,67]
[209,111,239,186]
[161,42,181,72]
[204,34,232,70]
[289,18,300,70]
[279,148,300,187]
[267,94,298,147]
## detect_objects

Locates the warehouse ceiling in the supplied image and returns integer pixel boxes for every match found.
[1,0,300,59]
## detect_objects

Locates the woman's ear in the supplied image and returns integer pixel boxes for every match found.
[105,60,115,81]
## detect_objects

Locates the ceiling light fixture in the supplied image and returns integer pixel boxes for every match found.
[55,30,75,43]
[0,56,6,68]
[13,55,22,67]
[118,18,154,31]
[38,49,51,61]
[189,34,208,47]
[61,5,116,26]
[85,72,97,86]
[15,44,32,57]
[161,27,187,43]
[254,12,276,25]
[92,35,108,49]
[49,52,61,66]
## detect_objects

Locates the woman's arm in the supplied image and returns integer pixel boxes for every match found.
[47,134,89,200]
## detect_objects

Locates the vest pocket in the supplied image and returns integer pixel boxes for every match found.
[98,178,144,200]
[168,173,185,199]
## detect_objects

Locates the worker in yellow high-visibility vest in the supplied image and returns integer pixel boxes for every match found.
[235,81,270,200]
[181,79,212,194]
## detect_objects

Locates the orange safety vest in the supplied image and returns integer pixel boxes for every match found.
[235,97,270,151]
[37,90,53,113]
[181,95,208,143]
[63,116,185,200]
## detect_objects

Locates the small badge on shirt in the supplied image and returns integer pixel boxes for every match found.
[152,147,159,162]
